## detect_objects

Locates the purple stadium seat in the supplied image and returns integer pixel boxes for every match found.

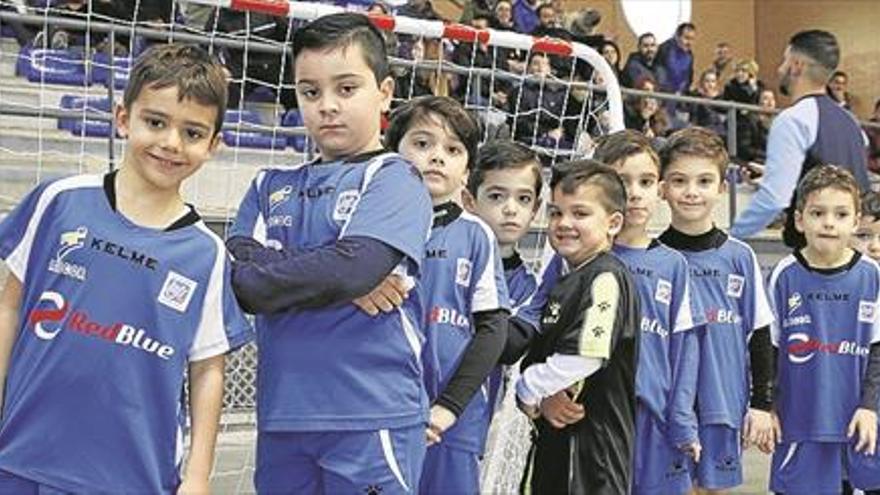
[281,109,308,152]
[19,46,88,86]
[222,110,287,150]
[58,95,112,136]
[90,52,131,90]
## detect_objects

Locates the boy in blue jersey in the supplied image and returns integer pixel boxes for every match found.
[384,96,510,494]
[768,165,880,495]
[225,13,434,495]
[0,43,252,493]
[516,161,640,494]
[593,130,704,494]
[853,192,880,262]
[656,127,776,493]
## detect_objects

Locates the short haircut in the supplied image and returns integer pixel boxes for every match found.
[788,29,839,77]
[675,22,696,37]
[717,41,730,48]
[536,3,555,16]
[384,96,481,169]
[550,159,627,215]
[830,70,848,81]
[795,164,861,213]
[862,191,880,221]
[593,129,660,172]
[468,140,543,197]
[637,32,655,45]
[124,43,228,135]
[471,8,492,23]
[292,13,389,84]
[659,127,728,178]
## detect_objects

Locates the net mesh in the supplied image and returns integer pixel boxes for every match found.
[0,1,622,492]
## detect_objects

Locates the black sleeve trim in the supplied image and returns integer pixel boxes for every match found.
[749,326,775,411]
[861,342,880,411]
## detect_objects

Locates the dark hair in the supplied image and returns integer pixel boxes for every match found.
[675,22,696,37]
[659,127,728,178]
[292,13,389,84]
[637,32,655,45]
[536,3,555,17]
[830,70,848,81]
[795,164,861,213]
[593,130,660,172]
[471,8,492,23]
[550,159,627,215]
[385,96,481,169]
[468,140,543,197]
[788,29,839,75]
[124,43,228,135]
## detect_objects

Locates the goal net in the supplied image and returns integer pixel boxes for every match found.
[0,0,623,492]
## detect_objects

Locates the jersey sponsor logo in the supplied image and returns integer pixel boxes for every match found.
[456,258,472,287]
[726,274,745,298]
[267,215,293,227]
[786,332,869,364]
[28,291,176,360]
[268,185,293,212]
[426,248,447,259]
[691,267,721,278]
[628,265,654,278]
[48,226,89,281]
[655,279,672,305]
[333,189,360,222]
[859,300,876,324]
[806,291,849,302]
[158,271,198,313]
[640,316,669,338]
[89,237,158,271]
[429,306,470,329]
[782,314,812,328]
[788,292,803,314]
[705,307,740,325]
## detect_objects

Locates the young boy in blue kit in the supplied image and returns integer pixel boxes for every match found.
[225,13,434,494]
[0,43,252,494]
[768,165,880,495]
[384,96,510,494]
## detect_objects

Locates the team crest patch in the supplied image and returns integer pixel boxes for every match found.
[333,190,360,222]
[655,279,672,305]
[456,258,472,286]
[158,271,198,313]
[859,300,877,324]
[726,274,745,298]
[268,185,293,212]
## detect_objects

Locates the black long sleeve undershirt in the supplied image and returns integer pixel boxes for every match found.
[861,343,880,411]
[436,309,509,417]
[499,316,539,366]
[749,326,775,411]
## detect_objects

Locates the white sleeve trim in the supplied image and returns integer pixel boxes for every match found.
[189,223,233,361]
[464,213,505,313]
[766,254,797,346]
[515,353,602,406]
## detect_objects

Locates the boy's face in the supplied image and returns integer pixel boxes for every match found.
[613,152,660,230]
[115,84,220,192]
[397,112,469,204]
[795,187,858,259]
[854,215,880,261]
[472,166,539,247]
[548,183,622,266]
[294,43,393,161]
[661,157,726,230]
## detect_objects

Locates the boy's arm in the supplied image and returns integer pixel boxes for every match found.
[516,353,602,408]
[748,326,775,412]
[499,316,539,365]
[860,344,880,411]
[179,355,225,494]
[667,327,700,446]
[0,276,22,415]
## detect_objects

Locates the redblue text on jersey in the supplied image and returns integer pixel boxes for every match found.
[229,152,433,431]
[421,205,509,453]
[0,175,251,493]
[768,252,880,442]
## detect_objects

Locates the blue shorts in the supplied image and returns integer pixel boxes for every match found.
[632,407,692,495]
[419,442,480,495]
[0,470,69,494]
[255,426,425,495]
[693,424,742,490]
[772,440,880,494]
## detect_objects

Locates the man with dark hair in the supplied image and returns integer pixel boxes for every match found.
[712,41,734,83]
[656,22,696,95]
[621,32,659,88]
[826,70,852,110]
[732,29,870,248]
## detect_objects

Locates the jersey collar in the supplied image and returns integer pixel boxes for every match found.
[432,201,462,228]
[658,225,728,251]
[794,248,861,275]
[103,170,200,231]
[503,251,524,271]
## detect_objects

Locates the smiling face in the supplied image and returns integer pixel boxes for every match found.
[548,183,623,266]
[397,112,469,204]
[796,187,859,262]
[661,156,726,234]
[115,84,220,193]
[612,152,660,231]
[294,43,393,161]
[472,166,540,248]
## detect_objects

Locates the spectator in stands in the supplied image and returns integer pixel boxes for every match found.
[0,1,36,47]
[397,0,440,20]
[180,1,214,30]
[723,59,763,105]
[512,0,539,34]
[395,37,452,101]
[624,76,669,138]
[491,0,515,30]
[532,3,569,38]
[452,10,511,106]
[39,0,117,53]
[826,70,853,111]
[600,40,622,81]
[509,52,568,146]
[712,41,734,83]
[732,30,870,248]
[737,88,778,165]
[686,69,726,136]
[621,32,659,88]
[867,98,880,174]
[367,1,391,14]
[568,8,602,44]
[656,22,696,95]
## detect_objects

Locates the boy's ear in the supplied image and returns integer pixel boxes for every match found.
[379,76,395,113]
[207,131,223,156]
[793,209,804,233]
[461,188,476,212]
[115,103,130,138]
[608,211,624,238]
[719,177,728,194]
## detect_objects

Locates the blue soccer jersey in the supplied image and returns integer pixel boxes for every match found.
[229,152,433,432]
[612,242,703,433]
[421,204,509,454]
[0,174,252,493]
[660,228,775,429]
[505,254,538,311]
[513,253,565,332]
[768,252,880,442]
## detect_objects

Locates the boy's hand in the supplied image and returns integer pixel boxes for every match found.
[426,405,457,446]
[848,408,878,455]
[516,395,541,420]
[679,441,701,463]
[539,390,584,429]
[743,408,778,452]
[177,476,210,495]
[353,274,409,316]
